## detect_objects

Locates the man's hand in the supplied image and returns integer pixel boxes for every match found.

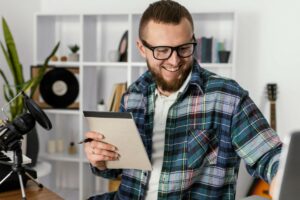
[84,131,119,170]
[270,174,279,198]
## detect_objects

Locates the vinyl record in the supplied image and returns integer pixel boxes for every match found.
[39,68,79,108]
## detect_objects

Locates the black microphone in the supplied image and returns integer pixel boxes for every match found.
[12,113,36,134]
[0,91,52,151]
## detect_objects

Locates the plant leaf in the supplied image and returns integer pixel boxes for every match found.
[0,41,17,83]
[0,68,15,100]
[29,42,60,98]
[2,17,24,86]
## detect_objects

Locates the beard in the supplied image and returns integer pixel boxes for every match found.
[146,60,192,93]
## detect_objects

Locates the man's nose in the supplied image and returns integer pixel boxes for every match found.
[167,49,180,65]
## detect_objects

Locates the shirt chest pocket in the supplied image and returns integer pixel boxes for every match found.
[187,129,219,169]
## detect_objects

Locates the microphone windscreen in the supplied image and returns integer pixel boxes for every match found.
[23,92,52,130]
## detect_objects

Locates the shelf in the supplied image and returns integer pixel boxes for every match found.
[35,11,237,200]
[201,63,233,68]
[132,62,147,67]
[131,62,233,69]
[44,109,80,115]
[48,61,81,66]
[40,152,80,162]
[82,62,128,67]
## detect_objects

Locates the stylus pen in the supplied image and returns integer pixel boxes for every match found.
[78,138,93,144]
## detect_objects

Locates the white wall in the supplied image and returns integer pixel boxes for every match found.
[1,0,300,198]
[0,0,41,107]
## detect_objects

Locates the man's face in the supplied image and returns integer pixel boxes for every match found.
[137,18,194,93]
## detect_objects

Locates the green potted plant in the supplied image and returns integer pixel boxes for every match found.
[0,17,59,166]
[217,40,231,63]
[0,17,59,121]
[97,98,106,111]
[68,44,80,61]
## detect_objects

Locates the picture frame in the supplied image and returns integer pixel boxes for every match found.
[31,66,80,109]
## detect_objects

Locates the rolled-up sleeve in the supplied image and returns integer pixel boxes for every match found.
[231,91,282,183]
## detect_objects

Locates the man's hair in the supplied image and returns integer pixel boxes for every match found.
[139,0,194,39]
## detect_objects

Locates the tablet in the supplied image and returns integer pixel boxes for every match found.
[83,111,152,171]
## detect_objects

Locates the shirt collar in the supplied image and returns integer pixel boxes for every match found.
[154,70,191,99]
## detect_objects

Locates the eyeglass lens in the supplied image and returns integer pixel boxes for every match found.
[153,43,195,60]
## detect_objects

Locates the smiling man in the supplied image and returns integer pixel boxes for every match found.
[84,1,282,199]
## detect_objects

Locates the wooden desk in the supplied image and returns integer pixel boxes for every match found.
[0,180,63,200]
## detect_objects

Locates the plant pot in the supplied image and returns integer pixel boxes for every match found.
[97,104,107,111]
[68,53,79,62]
[218,50,231,63]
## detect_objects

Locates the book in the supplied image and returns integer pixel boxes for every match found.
[201,37,213,63]
[108,82,127,112]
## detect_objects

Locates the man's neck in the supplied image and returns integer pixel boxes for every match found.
[157,87,173,97]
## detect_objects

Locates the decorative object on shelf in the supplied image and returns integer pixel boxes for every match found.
[50,55,59,62]
[56,139,64,153]
[218,50,231,63]
[68,131,77,155]
[97,99,106,111]
[47,139,56,154]
[217,41,231,63]
[0,17,59,167]
[118,30,128,62]
[68,142,77,155]
[60,56,67,62]
[31,66,80,109]
[195,36,213,63]
[108,82,127,112]
[68,44,80,61]
[201,37,213,63]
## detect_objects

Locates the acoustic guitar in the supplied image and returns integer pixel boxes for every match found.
[247,83,277,198]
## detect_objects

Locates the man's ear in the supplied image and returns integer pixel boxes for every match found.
[136,39,146,58]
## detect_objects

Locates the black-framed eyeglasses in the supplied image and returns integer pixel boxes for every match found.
[141,38,197,60]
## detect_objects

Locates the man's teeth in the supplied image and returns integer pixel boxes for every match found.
[162,66,180,72]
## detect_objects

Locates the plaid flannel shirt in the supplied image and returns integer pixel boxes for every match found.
[89,61,282,200]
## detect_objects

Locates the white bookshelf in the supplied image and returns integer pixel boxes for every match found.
[34,11,237,200]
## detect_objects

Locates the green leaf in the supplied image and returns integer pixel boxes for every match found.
[3,89,10,102]
[0,68,15,100]
[29,42,60,98]
[3,84,12,102]
[0,41,17,83]
[2,17,24,86]
[0,68,10,87]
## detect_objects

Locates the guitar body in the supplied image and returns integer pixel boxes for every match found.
[247,84,277,199]
[247,179,272,198]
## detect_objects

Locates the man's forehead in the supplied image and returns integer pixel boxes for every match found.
[142,19,193,44]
